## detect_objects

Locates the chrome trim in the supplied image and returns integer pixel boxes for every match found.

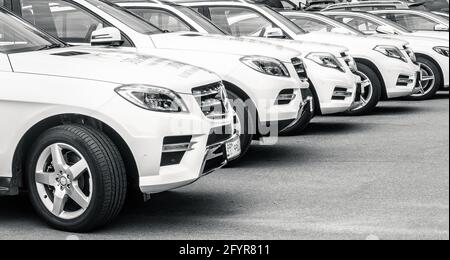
[333,90,353,98]
[200,134,238,176]
[162,142,196,153]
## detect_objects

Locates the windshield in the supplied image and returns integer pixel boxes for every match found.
[369,13,414,33]
[0,9,63,54]
[259,5,306,34]
[175,5,227,35]
[430,12,450,24]
[85,0,162,34]
[310,13,365,35]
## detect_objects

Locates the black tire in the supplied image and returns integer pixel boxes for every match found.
[408,56,442,101]
[279,89,314,135]
[346,63,382,116]
[26,125,127,232]
[226,90,255,166]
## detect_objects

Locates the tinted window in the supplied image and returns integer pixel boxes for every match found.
[0,9,62,54]
[21,0,107,43]
[128,8,192,33]
[175,6,226,35]
[331,15,380,33]
[19,0,133,46]
[290,17,333,32]
[85,0,161,35]
[381,13,439,31]
[207,6,280,36]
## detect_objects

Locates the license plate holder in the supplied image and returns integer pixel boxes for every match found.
[226,137,241,160]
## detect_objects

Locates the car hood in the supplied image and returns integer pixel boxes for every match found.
[7,46,220,94]
[409,31,449,41]
[150,32,302,62]
[244,37,349,57]
[296,32,409,50]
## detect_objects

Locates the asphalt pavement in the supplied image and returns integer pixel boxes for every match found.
[0,92,448,240]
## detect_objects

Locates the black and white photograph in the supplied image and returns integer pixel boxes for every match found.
[0,0,448,244]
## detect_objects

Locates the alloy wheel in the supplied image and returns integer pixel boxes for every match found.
[412,63,436,97]
[353,72,373,111]
[35,143,93,220]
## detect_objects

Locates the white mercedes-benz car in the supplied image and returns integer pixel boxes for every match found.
[180,0,421,115]
[2,0,312,163]
[112,0,363,128]
[284,11,450,99]
[372,9,449,39]
[0,7,237,232]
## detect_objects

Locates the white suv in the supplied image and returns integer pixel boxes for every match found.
[284,11,450,99]
[181,0,421,115]
[3,0,311,163]
[0,8,236,232]
[112,0,363,132]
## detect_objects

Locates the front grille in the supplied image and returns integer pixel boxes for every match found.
[292,58,308,80]
[341,52,358,74]
[207,125,233,146]
[192,82,228,120]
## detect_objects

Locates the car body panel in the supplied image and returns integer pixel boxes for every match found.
[8,46,221,94]
[0,53,11,71]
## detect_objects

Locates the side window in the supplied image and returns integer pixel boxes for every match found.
[20,0,131,46]
[333,15,379,32]
[290,17,333,32]
[392,13,437,31]
[128,8,192,33]
[207,6,279,37]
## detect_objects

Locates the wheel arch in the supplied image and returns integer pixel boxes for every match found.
[222,80,261,138]
[11,114,139,193]
[415,53,444,86]
[355,58,388,100]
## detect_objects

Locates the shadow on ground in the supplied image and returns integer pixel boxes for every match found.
[368,105,427,116]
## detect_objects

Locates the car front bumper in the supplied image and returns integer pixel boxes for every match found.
[305,60,362,115]
[376,57,421,99]
[94,93,235,194]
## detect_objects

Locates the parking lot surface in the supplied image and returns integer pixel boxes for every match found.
[0,92,448,240]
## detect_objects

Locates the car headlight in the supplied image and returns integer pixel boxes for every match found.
[115,84,188,113]
[374,45,407,62]
[404,46,417,63]
[433,46,449,57]
[306,52,345,72]
[240,56,290,77]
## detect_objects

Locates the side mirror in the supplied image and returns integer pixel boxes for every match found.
[376,25,396,35]
[331,27,351,34]
[434,24,449,31]
[264,27,285,38]
[91,27,124,47]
